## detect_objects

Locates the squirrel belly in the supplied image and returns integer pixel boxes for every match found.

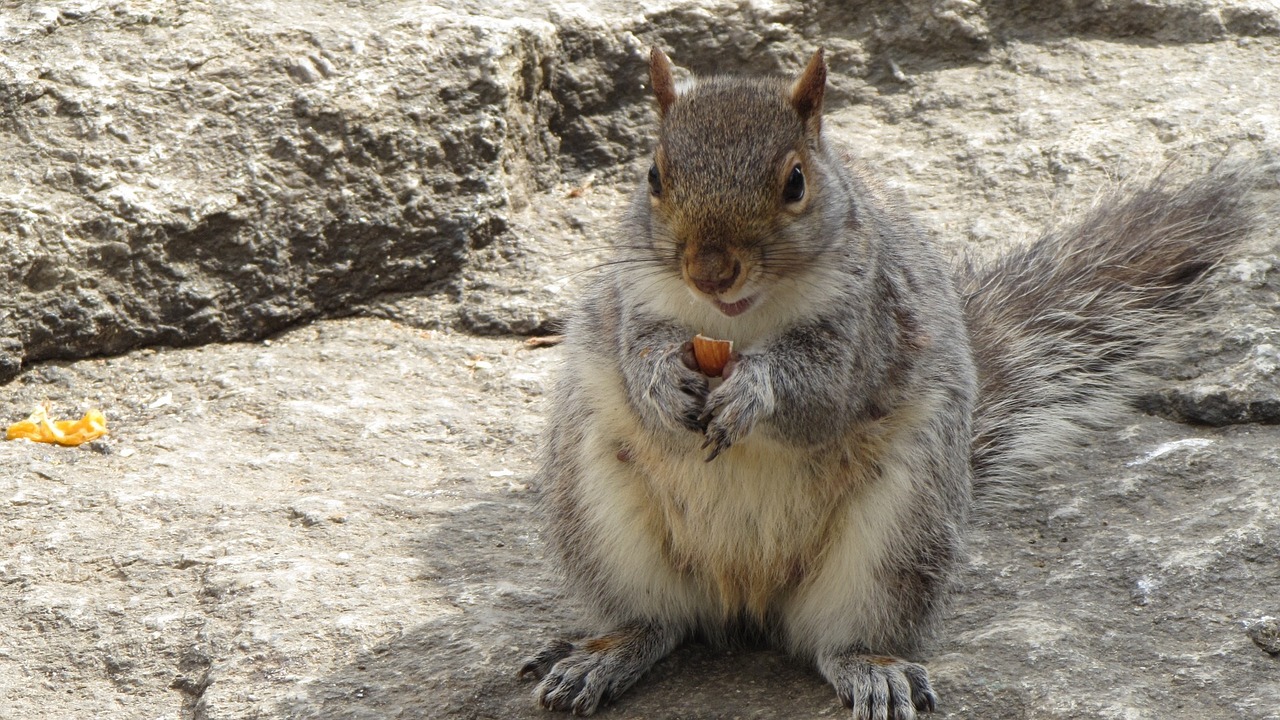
[548,320,964,656]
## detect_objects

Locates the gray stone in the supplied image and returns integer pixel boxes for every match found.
[1246,617,1280,655]
[0,4,563,380]
[1139,254,1280,425]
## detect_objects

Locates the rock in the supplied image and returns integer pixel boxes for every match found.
[7,1,1278,374]
[0,2,1279,720]
[0,4,564,381]
[1138,254,1280,425]
[1,316,1277,720]
[1246,617,1280,655]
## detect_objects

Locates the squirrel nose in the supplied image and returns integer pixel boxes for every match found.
[690,258,741,296]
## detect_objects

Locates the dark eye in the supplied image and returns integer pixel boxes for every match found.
[648,163,662,196]
[783,164,805,203]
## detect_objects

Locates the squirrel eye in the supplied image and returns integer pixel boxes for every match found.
[648,163,662,196]
[783,164,805,203]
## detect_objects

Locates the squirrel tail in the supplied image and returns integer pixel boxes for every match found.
[958,163,1260,498]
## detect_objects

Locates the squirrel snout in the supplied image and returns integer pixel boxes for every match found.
[685,253,742,296]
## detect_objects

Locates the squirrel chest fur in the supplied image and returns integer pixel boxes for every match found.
[522,47,1257,719]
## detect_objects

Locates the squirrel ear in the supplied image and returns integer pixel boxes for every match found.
[790,49,826,133]
[650,47,677,118]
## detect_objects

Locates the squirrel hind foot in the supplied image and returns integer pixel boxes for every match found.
[818,651,938,719]
[528,624,679,715]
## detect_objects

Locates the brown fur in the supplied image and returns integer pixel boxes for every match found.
[789,49,826,132]
[650,47,677,118]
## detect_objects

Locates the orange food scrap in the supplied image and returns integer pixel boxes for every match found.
[691,334,733,377]
[6,404,108,446]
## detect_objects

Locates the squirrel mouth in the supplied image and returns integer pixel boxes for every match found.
[713,296,755,317]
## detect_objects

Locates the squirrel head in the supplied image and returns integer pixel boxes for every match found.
[645,48,829,318]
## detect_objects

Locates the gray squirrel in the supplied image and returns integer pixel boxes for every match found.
[518,48,1258,719]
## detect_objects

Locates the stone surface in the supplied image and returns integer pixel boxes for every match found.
[1,2,1279,720]
[0,2,567,381]
[1247,617,1280,656]
[1138,255,1280,425]
[2,319,1278,720]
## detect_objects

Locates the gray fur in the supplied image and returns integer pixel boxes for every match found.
[961,164,1260,499]
[523,53,1258,717]
[818,651,938,720]
[522,624,681,714]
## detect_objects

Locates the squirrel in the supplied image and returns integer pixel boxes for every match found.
[518,47,1258,719]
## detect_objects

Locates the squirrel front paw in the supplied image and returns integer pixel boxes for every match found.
[818,652,938,720]
[699,354,772,461]
[637,342,710,434]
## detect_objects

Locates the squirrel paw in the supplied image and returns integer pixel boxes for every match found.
[699,354,770,461]
[519,626,670,715]
[819,652,938,720]
[640,343,709,434]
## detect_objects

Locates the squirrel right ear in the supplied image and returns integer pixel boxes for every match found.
[790,49,826,134]
[650,47,677,118]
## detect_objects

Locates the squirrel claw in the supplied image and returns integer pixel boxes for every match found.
[531,624,673,715]
[519,639,575,681]
[702,428,731,461]
[637,347,708,434]
[682,401,709,433]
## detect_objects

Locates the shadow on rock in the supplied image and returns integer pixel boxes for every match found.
[279,493,834,719]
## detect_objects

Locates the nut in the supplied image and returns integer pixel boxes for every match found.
[691,334,733,377]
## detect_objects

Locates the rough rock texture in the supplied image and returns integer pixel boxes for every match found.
[2,1,1280,720]
[0,2,567,381]
[1138,256,1280,424]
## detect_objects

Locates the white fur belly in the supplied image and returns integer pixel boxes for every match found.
[630,433,841,619]
[574,362,870,622]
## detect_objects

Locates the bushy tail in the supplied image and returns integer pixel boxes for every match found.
[958,164,1260,496]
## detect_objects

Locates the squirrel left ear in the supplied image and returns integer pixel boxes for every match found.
[650,47,677,118]
[790,49,826,134]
